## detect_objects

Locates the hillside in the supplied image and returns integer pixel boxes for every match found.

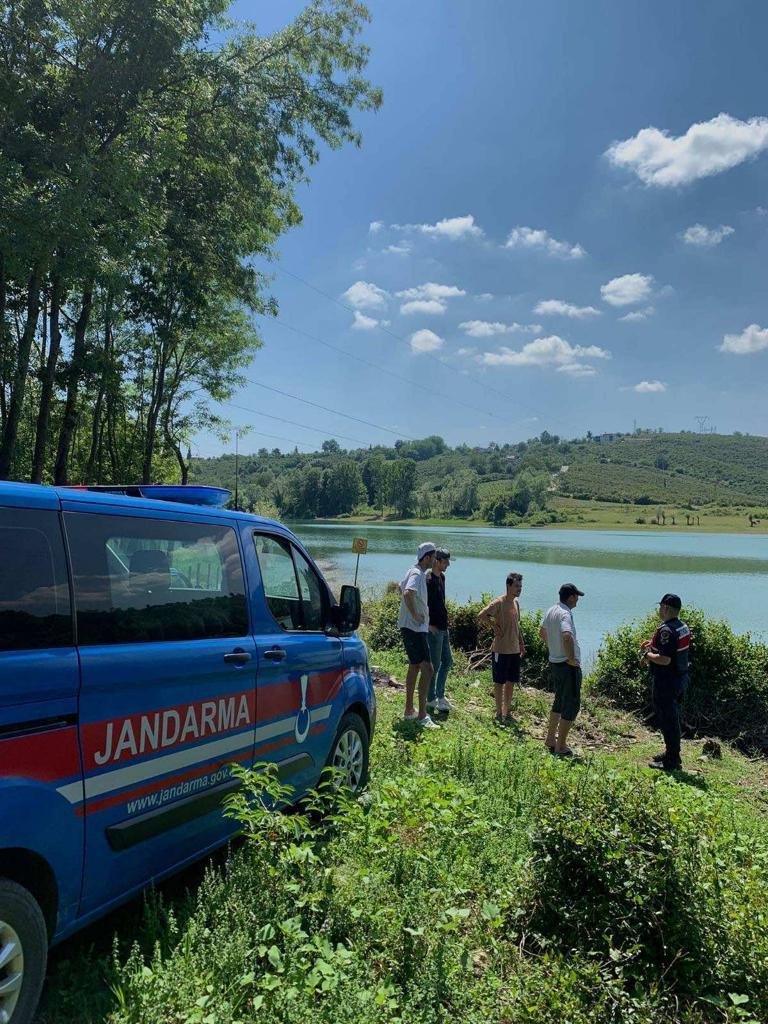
[191,431,768,524]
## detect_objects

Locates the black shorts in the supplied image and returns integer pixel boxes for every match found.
[492,652,521,685]
[550,661,582,721]
[400,628,431,666]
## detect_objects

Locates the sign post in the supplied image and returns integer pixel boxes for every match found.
[351,537,368,586]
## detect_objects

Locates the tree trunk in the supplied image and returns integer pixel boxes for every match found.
[84,292,112,482]
[0,254,6,427]
[0,265,43,478]
[31,276,66,483]
[54,279,94,485]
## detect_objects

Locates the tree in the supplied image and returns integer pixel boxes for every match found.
[0,0,381,483]
[321,439,342,454]
[319,460,365,515]
[384,458,417,518]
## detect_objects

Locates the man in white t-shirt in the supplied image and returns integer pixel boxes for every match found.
[397,542,439,729]
[540,583,584,756]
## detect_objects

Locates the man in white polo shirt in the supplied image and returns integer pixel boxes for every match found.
[397,542,440,729]
[540,583,584,756]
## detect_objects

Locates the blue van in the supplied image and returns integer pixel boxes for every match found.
[0,481,374,1024]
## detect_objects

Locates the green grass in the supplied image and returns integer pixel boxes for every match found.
[36,649,768,1024]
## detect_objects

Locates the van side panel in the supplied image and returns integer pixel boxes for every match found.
[0,501,84,937]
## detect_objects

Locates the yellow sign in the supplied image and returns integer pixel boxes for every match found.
[351,537,368,555]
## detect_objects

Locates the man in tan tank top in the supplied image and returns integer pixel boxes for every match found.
[478,572,525,724]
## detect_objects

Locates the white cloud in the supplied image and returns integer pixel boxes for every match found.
[757,206,768,217]
[618,306,655,323]
[720,323,768,355]
[342,280,388,310]
[396,283,466,316]
[633,380,667,393]
[601,273,654,307]
[505,226,586,259]
[681,223,734,247]
[476,292,494,301]
[480,335,610,368]
[459,320,541,337]
[456,346,476,357]
[534,299,601,319]
[410,329,444,354]
[383,242,411,255]
[400,299,447,316]
[606,113,768,187]
[393,215,483,240]
[369,220,384,234]
[397,282,466,301]
[557,362,598,378]
[351,311,379,330]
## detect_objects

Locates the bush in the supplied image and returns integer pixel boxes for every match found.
[591,607,768,752]
[525,765,768,1017]
[360,585,401,651]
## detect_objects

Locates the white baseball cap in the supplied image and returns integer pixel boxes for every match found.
[417,542,436,561]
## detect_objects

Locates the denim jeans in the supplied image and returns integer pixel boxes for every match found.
[427,629,453,702]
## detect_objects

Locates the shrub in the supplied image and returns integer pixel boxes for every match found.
[524,765,768,1017]
[591,607,768,752]
[360,585,401,650]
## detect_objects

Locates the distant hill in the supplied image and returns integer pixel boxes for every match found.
[555,432,768,505]
[191,431,768,521]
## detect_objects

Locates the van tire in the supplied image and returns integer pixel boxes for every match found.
[326,713,369,793]
[0,879,48,1024]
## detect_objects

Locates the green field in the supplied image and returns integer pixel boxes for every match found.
[37,646,768,1024]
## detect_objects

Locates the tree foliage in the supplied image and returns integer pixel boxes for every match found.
[0,0,380,483]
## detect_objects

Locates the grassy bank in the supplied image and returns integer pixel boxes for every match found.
[310,497,768,534]
[37,649,768,1024]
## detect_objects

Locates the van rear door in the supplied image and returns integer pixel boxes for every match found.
[62,504,257,915]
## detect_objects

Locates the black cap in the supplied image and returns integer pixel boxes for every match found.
[559,583,585,599]
[660,593,682,610]
[434,548,451,561]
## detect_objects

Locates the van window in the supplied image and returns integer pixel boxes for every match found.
[0,508,72,650]
[66,513,247,644]
[253,533,327,632]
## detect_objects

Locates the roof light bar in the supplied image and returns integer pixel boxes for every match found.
[64,485,232,508]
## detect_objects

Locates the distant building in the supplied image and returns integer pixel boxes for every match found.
[593,432,624,444]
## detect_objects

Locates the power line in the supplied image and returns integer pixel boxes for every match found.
[224,400,372,447]
[272,317,512,424]
[275,264,564,428]
[241,376,416,441]
[220,424,313,449]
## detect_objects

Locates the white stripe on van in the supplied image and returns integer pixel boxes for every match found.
[56,704,333,806]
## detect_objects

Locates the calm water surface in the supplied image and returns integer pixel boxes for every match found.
[294,522,768,666]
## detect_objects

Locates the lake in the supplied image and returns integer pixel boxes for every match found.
[294,522,768,666]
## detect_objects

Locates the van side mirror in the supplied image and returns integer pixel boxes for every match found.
[328,585,361,634]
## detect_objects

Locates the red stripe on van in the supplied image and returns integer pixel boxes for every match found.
[0,726,80,783]
[256,670,342,721]
[80,690,256,771]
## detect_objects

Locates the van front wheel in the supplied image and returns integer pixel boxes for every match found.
[326,713,369,793]
[0,879,48,1024]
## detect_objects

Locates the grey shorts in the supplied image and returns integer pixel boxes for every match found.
[550,662,582,721]
[400,628,431,666]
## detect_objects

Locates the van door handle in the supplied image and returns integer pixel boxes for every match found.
[224,649,252,665]
[263,646,287,662]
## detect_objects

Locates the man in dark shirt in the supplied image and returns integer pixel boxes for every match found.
[426,549,454,712]
[640,593,691,772]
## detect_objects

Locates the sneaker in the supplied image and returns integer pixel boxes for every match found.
[436,697,453,711]
[554,746,577,758]
[417,714,440,730]
[403,709,418,721]
[650,751,666,763]
[649,759,682,772]
[426,699,438,711]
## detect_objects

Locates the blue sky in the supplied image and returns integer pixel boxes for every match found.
[199,0,768,456]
